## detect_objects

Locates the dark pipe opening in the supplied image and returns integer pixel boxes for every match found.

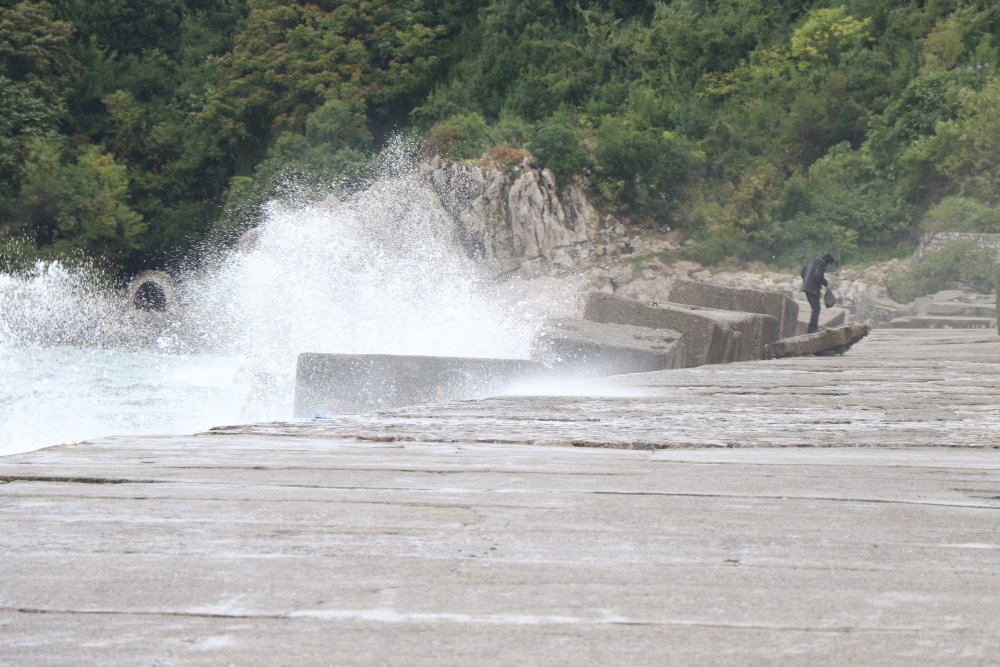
[134,282,168,312]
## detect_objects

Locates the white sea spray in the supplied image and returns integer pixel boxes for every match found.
[0,144,570,454]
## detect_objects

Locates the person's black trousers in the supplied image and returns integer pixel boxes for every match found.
[805,291,821,333]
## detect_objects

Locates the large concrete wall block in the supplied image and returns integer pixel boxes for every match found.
[532,318,686,375]
[669,279,800,338]
[294,354,546,417]
[582,292,779,366]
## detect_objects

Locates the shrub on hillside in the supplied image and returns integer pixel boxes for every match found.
[529,124,589,184]
[886,240,996,302]
[482,146,529,170]
[425,114,489,160]
[681,224,751,266]
[920,196,1000,234]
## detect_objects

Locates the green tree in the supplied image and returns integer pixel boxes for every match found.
[920,196,1000,234]
[791,7,870,67]
[901,77,1000,206]
[425,112,489,159]
[203,0,446,174]
[530,123,589,184]
[0,1,78,208]
[866,69,985,173]
[0,1,79,104]
[594,118,701,225]
[14,137,144,265]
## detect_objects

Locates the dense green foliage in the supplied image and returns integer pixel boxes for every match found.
[4,0,1000,274]
[886,239,998,302]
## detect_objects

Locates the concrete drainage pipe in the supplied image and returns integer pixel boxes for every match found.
[127,270,179,313]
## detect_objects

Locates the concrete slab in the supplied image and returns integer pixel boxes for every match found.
[668,279,799,338]
[583,292,779,366]
[531,317,686,375]
[887,315,996,329]
[218,329,999,449]
[3,439,1000,665]
[913,298,995,318]
[858,293,913,324]
[3,330,1000,665]
[795,302,848,335]
[294,353,544,416]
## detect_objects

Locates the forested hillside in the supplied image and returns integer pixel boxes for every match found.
[3,0,1000,276]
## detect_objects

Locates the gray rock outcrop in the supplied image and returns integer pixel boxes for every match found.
[420,157,632,277]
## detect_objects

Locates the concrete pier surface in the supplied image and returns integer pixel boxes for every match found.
[2,330,1000,665]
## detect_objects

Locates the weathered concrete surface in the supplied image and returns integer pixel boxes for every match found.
[294,353,544,416]
[3,330,1000,666]
[584,292,779,366]
[795,303,848,335]
[857,293,913,325]
[532,317,686,375]
[669,279,799,338]
[765,323,871,360]
[887,315,996,329]
[913,297,995,319]
[218,329,999,449]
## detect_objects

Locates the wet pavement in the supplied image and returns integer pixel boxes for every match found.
[2,329,999,665]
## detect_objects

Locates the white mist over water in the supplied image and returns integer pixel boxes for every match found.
[1,150,570,455]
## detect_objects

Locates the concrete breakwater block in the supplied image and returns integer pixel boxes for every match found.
[764,322,871,359]
[857,294,912,325]
[912,297,996,319]
[583,292,779,367]
[795,303,848,336]
[532,318,686,375]
[294,353,545,417]
[668,279,799,338]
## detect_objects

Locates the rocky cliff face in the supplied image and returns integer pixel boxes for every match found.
[419,157,908,315]
[420,157,632,278]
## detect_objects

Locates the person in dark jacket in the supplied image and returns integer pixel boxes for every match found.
[801,253,836,333]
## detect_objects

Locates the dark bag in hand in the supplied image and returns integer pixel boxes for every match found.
[824,290,836,308]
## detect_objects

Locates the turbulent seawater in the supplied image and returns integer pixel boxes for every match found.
[0,346,252,454]
[0,151,574,456]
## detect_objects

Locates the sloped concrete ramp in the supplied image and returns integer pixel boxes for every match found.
[2,330,1000,665]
